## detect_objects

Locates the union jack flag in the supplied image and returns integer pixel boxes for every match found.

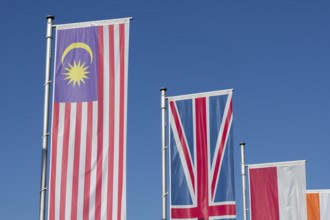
[169,89,236,220]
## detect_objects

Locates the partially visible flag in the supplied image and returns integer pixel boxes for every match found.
[48,18,130,220]
[306,190,330,220]
[248,160,307,220]
[168,89,236,220]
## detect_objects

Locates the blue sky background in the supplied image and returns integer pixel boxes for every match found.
[0,0,329,219]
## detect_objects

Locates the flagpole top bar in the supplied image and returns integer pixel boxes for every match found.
[54,17,132,30]
[167,88,233,101]
[248,160,306,169]
[46,15,54,19]
[240,142,246,146]
[160,87,167,91]
[307,189,330,193]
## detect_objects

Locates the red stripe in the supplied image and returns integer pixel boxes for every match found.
[195,97,208,217]
[71,103,82,219]
[211,99,233,198]
[95,25,104,220]
[249,167,280,220]
[169,101,195,191]
[117,23,126,220]
[83,102,93,220]
[59,103,71,220]
[107,24,115,219]
[172,207,200,218]
[48,102,60,220]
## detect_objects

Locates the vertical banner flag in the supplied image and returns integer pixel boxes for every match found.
[48,18,130,220]
[306,190,330,220]
[248,160,307,220]
[168,89,236,220]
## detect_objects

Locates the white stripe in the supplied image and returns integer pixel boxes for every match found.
[76,102,88,220]
[122,20,129,220]
[320,192,330,220]
[101,24,110,220]
[168,103,173,220]
[89,101,98,220]
[206,97,212,204]
[112,23,120,220]
[209,215,236,220]
[192,99,197,204]
[172,218,198,220]
[54,103,65,220]
[65,103,77,219]
[277,163,306,220]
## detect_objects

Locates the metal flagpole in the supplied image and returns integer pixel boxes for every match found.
[160,87,167,220]
[240,142,248,220]
[39,15,54,220]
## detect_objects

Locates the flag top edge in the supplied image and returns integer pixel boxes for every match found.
[167,89,233,101]
[54,17,132,30]
[307,189,330,194]
[247,160,306,169]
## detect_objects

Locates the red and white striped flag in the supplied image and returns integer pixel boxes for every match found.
[47,18,130,220]
[248,160,307,220]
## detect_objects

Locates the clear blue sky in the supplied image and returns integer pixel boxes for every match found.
[0,0,329,219]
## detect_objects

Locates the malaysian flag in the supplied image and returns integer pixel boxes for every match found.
[48,18,130,220]
[168,89,236,220]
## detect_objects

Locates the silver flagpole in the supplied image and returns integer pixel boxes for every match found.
[160,87,167,220]
[240,142,248,220]
[39,15,54,220]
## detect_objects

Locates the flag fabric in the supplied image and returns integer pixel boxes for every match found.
[47,18,130,220]
[306,190,330,220]
[248,160,307,220]
[168,89,236,220]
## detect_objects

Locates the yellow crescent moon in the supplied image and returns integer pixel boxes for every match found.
[61,42,93,65]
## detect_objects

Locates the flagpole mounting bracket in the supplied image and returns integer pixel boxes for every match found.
[44,80,52,86]
[42,132,50,139]
[40,187,47,193]
[162,192,168,198]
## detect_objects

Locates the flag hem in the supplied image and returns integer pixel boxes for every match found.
[167,89,233,102]
[55,17,132,30]
[307,189,330,193]
[248,160,306,169]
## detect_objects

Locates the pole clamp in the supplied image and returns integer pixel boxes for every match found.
[44,80,52,86]
[42,133,50,139]
[40,187,48,193]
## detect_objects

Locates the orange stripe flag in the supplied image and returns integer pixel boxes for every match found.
[306,190,330,220]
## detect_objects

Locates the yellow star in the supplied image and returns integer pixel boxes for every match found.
[63,60,89,87]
